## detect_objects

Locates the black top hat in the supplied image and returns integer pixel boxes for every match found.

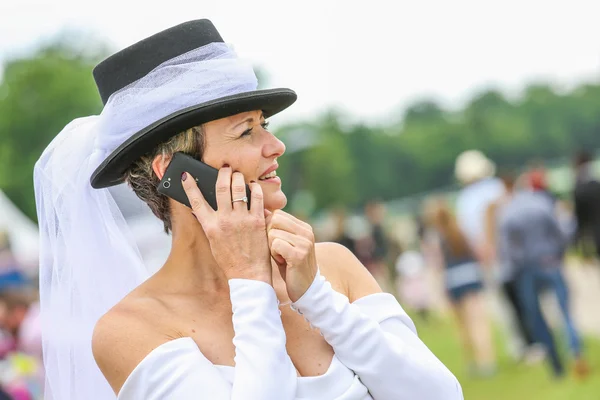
[90,19,296,189]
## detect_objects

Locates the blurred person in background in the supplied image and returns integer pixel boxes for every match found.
[394,241,432,323]
[418,209,446,286]
[425,198,496,377]
[526,159,555,204]
[0,287,43,399]
[0,231,42,360]
[486,172,544,365]
[0,287,41,353]
[497,170,589,379]
[330,207,356,256]
[525,163,576,244]
[454,150,504,269]
[0,232,39,361]
[363,199,393,292]
[554,198,577,241]
[572,150,600,261]
[454,151,531,368]
[0,290,35,352]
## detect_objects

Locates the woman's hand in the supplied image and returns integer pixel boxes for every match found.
[181,167,272,284]
[266,210,318,301]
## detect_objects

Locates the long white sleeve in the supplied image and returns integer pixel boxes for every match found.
[118,279,296,400]
[228,279,297,399]
[291,271,463,400]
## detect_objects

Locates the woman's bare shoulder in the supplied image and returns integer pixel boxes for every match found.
[92,290,174,395]
[315,242,382,302]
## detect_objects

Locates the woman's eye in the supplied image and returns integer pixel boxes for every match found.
[241,128,253,137]
[240,121,269,138]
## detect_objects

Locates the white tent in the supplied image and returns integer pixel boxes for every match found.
[0,190,39,274]
[0,185,172,277]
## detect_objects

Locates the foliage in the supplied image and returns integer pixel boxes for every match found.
[277,83,600,214]
[0,40,106,221]
[1,38,599,220]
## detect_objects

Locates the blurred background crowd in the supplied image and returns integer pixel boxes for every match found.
[1,1,600,399]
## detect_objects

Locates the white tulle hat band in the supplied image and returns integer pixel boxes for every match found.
[95,42,257,154]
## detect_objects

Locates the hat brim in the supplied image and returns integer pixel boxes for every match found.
[91,88,296,189]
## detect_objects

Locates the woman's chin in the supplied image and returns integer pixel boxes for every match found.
[264,191,287,212]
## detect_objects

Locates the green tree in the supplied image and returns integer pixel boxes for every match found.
[274,82,600,213]
[3,34,600,220]
[0,40,107,221]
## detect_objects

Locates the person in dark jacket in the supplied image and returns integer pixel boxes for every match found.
[363,200,392,292]
[573,151,600,259]
[499,174,589,378]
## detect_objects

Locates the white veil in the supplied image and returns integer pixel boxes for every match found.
[33,42,258,399]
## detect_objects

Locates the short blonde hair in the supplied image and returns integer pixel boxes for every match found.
[125,125,205,233]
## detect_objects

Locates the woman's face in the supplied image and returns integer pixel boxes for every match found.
[201,110,287,211]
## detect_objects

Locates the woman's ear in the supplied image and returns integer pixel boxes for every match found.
[152,154,172,180]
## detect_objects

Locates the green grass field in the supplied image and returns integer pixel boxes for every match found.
[415,316,600,400]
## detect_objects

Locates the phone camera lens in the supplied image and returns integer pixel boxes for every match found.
[162,181,171,189]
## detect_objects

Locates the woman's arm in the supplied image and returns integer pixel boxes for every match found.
[93,279,296,399]
[294,242,463,400]
[265,211,462,399]
[228,279,297,399]
[484,201,499,266]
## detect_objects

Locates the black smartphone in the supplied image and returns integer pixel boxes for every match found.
[157,152,251,210]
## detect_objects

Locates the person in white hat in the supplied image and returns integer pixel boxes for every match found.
[454,150,504,265]
[456,152,539,365]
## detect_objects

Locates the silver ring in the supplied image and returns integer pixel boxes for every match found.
[232,196,248,204]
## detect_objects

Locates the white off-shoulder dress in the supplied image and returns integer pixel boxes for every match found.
[118,270,463,400]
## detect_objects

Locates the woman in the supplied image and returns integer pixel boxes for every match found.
[34,20,461,399]
[424,198,495,377]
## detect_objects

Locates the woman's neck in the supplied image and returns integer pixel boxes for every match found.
[154,205,288,299]
[158,211,229,294]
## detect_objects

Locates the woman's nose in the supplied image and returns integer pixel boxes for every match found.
[264,133,286,158]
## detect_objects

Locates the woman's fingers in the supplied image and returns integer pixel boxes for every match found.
[267,210,313,240]
[268,228,299,248]
[249,182,265,217]
[273,209,312,230]
[231,172,248,211]
[268,228,313,266]
[271,237,296,263]
[264,208,272,220]
[215,166,233,211]
[181,172,212,224]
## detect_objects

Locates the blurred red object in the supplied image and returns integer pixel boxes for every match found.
[529,169,547,191]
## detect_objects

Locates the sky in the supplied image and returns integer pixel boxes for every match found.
[0,0,599,125]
